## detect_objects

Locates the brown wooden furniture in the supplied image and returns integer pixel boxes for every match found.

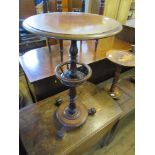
[23,12,122,40]
[19,14,130,102]
[23,12,122,131]
[20,16,134,103]
[19,82,122,155]
[97,68,135,118]
[56,0,86,62]
[19,37,132,102]
[106,50,135,99]
[45,0,86,62]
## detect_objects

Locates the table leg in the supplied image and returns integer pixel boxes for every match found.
[59,40,63,63]
[95,39,98,52]
[109,65,122,99]
[46,37,51,53]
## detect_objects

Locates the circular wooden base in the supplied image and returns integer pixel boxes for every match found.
[56,102,88,128]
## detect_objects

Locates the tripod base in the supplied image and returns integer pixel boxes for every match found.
[56,102,88,128]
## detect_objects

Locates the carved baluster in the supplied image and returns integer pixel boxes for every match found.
[67,40,78,115]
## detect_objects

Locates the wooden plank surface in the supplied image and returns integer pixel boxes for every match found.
[23,12,122,40]
[19,38,131,83]
[19,82,122,155]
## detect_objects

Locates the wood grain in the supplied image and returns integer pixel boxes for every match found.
[19,38,131,83]
[106,50,135,67]
[23,12,122,40]
[20,82,122,155]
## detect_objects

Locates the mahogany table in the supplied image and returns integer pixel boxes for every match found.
[23,12,122,131]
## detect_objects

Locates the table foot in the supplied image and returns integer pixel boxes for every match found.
[54,98,63,107]
[56,102,88,128]
[88,108,96,116]
[56,127,66,139]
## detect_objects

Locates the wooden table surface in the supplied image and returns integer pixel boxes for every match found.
[106,50,135,67]
[19,38,131,83]
[23,12,122,40]
[19,82,122,155]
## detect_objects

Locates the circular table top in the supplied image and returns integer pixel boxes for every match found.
[23,12,122,40]
[106,50,135,67]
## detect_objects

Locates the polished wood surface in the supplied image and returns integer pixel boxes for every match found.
[106,50,135,67]
[20,82,122,155]
[19,38,131,83]
[23,12,122,40]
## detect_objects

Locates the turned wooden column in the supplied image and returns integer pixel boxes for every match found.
[59,39,63,62]
[56,39,89,128]
[110,65,122,93]
[68,87,76,114]
[69,40,78,77]
[67,40,78,114]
